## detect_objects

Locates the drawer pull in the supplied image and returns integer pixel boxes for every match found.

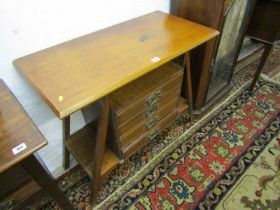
[145,103,160,117]
[146,90,163,105]
[146,116,160,129]
[148,128,160,141]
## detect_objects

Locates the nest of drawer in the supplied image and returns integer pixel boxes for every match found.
[108,62,184,160]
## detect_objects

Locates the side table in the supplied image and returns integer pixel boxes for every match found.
[0,79,74,210]
[13,11,219,203]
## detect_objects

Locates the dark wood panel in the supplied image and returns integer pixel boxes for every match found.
[171,0,259,113]
[0,165,31,199]
[247,0,280,91]
[0,179,43,210]
[247,0,280,43]
[171,0,224,28]
[170,0,225,110]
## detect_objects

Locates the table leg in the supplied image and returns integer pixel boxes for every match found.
[183,52,194,123]
[91,96,111,204]
[62,116,70,169]
[249,43,273,91]
[21,153,74,210]
[194,40,216,110]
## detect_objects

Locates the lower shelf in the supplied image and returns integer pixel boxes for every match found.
[66,125,119,180]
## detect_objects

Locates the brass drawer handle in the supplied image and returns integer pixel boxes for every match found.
[148,128,160,141]
[146,90,163,105]
[146,116,160,129]
[145,103,160,117]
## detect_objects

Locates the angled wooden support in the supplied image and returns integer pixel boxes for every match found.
[183,52,194,123]
[91,96,111,204]
[21,153,74,210]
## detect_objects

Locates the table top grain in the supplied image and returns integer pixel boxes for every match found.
[14,11,219,119]
[0,80,47,173]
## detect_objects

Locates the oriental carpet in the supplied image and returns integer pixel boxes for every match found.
[104,76,280,210]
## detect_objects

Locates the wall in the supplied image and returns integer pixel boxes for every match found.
[0,0,171,177]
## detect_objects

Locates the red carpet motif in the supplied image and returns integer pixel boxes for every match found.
[108,79,280,209]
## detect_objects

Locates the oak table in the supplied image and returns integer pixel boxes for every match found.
[14,11,219,203]
[0,79,74,209]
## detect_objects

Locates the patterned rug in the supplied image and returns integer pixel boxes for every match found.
[104,76,280,209]
[57,45,280,210]
[2,45,279,210]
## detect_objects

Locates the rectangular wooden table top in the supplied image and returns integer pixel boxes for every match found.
[0,80,47,173]
[14,11,219,119]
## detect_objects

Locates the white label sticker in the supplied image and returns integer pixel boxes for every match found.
[151,56,160,63]
[12,143,27,155]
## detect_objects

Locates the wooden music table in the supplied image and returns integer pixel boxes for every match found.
[13,11,219,203]
[0,80,74,209]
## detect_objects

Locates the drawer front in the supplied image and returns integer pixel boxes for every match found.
[121,109,177,159]
[119,99,178,148]
[117,89,180,136]
[114,74,182,125]
[111,62,183,112]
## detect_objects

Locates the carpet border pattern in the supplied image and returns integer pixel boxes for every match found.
[198,114,280,209]
[96,74,280,209]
